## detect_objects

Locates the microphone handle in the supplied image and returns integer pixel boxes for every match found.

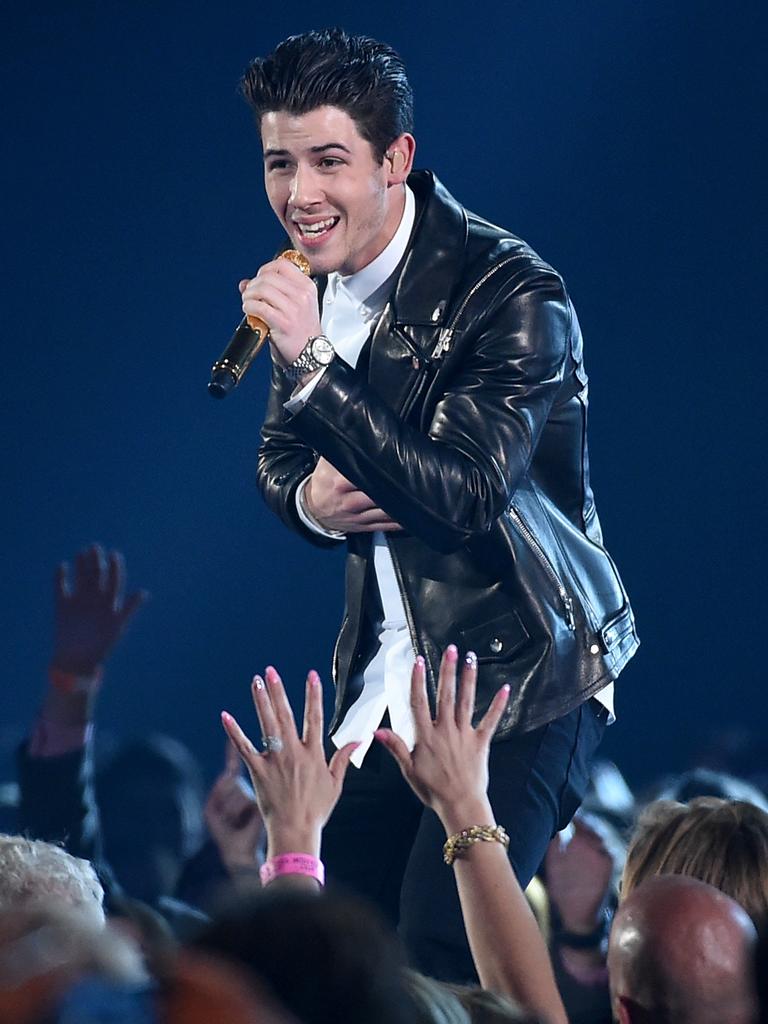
[208,316,268,399]
[208,249,310,400]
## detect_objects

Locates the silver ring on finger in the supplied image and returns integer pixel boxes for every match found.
[261,734,284,754]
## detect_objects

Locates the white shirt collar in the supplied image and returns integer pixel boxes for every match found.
[328,184,416,310]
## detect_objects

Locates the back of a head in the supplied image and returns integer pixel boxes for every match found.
[608,874,757,1024]
[655,768,768,810]
[403,974,539,1024]
[0,834,104,925]
[622,797,768,931]
[0,906,145,1024]
[97,734,205,903]
[191,887,416,1024]
[582,759,637,833]
[97,733,205,855]
[160,948,294,1024]
[449,984,541,1024]
[403,971,470,1024]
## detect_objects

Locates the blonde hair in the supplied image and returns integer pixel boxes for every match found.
[622,798,768,929]
[0,835,104,923]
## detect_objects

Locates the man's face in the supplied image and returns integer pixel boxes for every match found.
[261,105,403,276]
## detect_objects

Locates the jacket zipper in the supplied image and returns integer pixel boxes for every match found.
[506,505,576,631]
[431,254,522,358]
[433,252,577,633]
[399,366,429,420]
[392,254,566,666]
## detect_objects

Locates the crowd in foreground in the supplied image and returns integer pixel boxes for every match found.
[1,546,767,1024]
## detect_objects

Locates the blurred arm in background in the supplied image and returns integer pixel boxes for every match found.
[177,740,266,903]
[18,545,269,921]
[18,544,146,865]
[543,812,623,1024]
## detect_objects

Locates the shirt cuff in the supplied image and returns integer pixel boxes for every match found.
[295,477,346,540]
[284,367,328,414]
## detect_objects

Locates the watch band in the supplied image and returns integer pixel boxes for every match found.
[284,335,334,384]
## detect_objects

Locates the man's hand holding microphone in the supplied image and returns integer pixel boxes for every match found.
[239,256,324,372]
[231,259,401,535]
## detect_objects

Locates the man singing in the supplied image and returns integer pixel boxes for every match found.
[239,28,638,981]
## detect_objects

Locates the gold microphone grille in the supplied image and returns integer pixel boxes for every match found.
[245,249,311,332]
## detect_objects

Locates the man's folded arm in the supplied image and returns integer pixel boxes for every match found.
[287,269,571,553]
[257,358,346,548]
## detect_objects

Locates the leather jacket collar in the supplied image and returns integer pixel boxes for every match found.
[391,171,468,329]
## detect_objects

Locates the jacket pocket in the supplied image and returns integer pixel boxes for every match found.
[599,604,635,654]
[456,608,530,664]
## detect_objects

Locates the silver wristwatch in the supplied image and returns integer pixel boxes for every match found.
[284,334,335,383]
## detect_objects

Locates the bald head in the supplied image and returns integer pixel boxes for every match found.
[608,875,756,1024]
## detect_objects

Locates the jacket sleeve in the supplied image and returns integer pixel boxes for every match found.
[256,357,346,549]
[17,740,101,859]
[285,265,571,553]
[16,739,126,910]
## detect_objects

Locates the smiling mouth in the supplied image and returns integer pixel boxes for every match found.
[293,216,340,242]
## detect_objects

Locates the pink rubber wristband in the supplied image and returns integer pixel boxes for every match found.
[259,853,325,887]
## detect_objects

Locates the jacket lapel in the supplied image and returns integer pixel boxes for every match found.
[366,172,468,409]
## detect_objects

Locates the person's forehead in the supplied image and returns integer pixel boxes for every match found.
[260,105,366,152]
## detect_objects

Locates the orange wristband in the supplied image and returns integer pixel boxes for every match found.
[48,665,103,695]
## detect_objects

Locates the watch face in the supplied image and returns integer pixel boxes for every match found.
[310,336,335,365]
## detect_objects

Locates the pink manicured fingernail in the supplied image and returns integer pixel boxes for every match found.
[502,684,511,693]
[221,711,233,723]
[253,675,265,691]
[308,670,320,686]
[446,644,458,661]
[415,654,425,669]
[265,665,279,683]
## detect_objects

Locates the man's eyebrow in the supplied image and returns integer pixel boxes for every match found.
[263,142,352,159]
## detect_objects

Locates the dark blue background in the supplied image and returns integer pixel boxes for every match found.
[3,1,766,787]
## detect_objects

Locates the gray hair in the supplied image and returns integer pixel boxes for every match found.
[0,834,104,924]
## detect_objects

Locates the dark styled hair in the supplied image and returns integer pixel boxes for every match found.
[241,28,414,162]
[191,888,417,1024]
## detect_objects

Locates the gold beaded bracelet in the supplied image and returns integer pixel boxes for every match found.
[443,824,510,866]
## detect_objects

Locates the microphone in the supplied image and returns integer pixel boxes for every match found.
[208,249,311,399]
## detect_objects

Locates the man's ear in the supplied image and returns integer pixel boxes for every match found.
[384,133,416,185]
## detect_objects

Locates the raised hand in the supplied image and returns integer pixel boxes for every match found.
[374,646,509,832]
[305,457,402,534]
[376,649,567,1024]
[51,544,147,676]
[544,813,616,937]
[221,666,358,860]
[204,741,266,876]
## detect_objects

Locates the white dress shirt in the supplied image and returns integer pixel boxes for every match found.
[286,183,612,768]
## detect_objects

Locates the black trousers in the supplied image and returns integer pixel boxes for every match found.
[322,698,608,983]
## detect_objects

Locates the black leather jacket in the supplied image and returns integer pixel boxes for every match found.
[257,170,638,737]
